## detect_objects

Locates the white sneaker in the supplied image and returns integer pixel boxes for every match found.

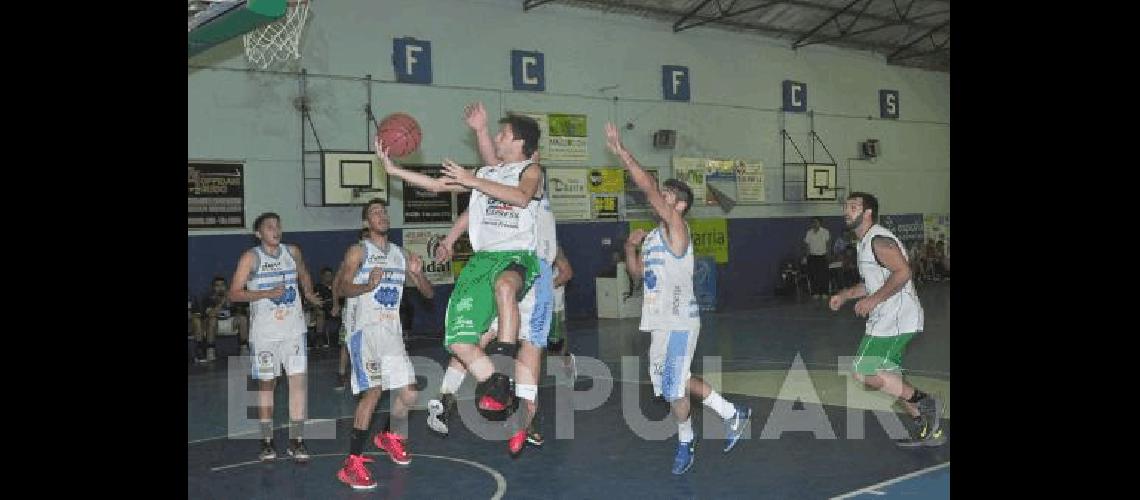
[427,399,445,434]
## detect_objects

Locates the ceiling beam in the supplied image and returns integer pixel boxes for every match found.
[796,8,949,48]
[523,0,560,11]
[549,0,947,70]
[672,0,717,32]
[888,20,949,61]
[675,0,786,33]
[781,0,942,29]
[792,0,869,48]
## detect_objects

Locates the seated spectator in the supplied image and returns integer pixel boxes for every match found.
[189,292,201,341]
[829,230,855,291]
[919,240,938,281]
[777,258,801,297]
[197,276,249,362]
[933,239,949,281]
[907,242,920,279]
[841,242,858,288]
[943,240,951,275]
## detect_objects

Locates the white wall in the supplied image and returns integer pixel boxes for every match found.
[188,0,949,234]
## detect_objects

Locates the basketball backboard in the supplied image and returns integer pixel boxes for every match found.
[188,0,290,60]
[805,163,837,200]
[322,151,389,206]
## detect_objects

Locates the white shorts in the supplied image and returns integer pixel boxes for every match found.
[250,335,307,381]
[347,323,415,394]
[647,326,701,402]
[490,259,554,348]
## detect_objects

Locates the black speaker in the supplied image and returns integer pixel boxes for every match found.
[653,130,676,149]
[861,139,879,158]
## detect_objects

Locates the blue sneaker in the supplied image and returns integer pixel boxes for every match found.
[671,439,696,475]
[723,405,752,453]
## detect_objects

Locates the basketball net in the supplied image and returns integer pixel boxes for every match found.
[243,0,310,70]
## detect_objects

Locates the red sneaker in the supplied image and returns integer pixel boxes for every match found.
[374,431,411,465]
[336,454,377,490]
[508,429,526,458]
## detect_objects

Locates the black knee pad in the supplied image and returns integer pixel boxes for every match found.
[487,340,519,360]
[475,372,517,421]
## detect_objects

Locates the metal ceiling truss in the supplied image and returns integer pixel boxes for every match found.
[801,7,948,47]
[523,0,560,11]
[520,0,948,70]
[673,0,786,33]
[793,0,949,49]
[887,19,949,62]
[525,0,815,40]
[790,0,937,30]
[792,0,872,48]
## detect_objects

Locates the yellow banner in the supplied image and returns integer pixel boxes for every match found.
[592,194,619,218]
[628,218,728,263]
[587,168,624,193]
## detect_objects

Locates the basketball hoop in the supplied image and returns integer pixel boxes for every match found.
[242,0,310,70]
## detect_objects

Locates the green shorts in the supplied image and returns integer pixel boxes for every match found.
[852,332,918,375]
[445,250,540,349]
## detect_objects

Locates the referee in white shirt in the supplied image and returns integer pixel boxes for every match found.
[803,217,831,299]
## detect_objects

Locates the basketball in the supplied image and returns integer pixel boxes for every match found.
[378,113,422,157]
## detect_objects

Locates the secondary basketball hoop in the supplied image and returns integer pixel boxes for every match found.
[242,0,310,70]
[352,187,384,199]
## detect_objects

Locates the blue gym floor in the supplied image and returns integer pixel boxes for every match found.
[188,283,950,499]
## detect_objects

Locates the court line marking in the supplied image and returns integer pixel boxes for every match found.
[208,452,506,500]
[830,461,949,499]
